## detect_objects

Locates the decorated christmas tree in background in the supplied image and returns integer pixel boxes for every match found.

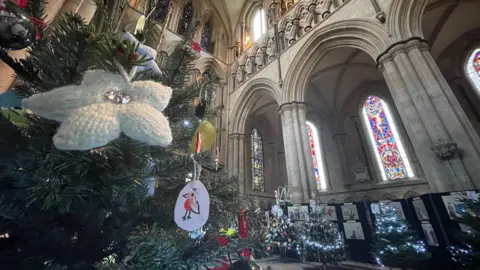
[371,202,431,269]
[449,198,480,270]
[265,205,298,261]
[298,206,345,266]
[0,0,263,269]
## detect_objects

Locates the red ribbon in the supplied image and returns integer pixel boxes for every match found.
[16,0,28,8]
[15,0,47,40]
[195,132,201,153]
[238,210,248,239]
[191,42,201,53]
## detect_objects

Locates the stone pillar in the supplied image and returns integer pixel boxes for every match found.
[378,39,480,191]
[59,0,86,14]
[279,103,316,202]
[240,21,245,53]
[332,132,352,188]
[227,134,247,194]
[45,0,67,23]
[77,0,97,24]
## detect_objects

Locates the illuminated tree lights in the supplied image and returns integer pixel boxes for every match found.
[372,203,430,269]
[298,207,345,265]
[265,213,298,260]
[448,198,480,269]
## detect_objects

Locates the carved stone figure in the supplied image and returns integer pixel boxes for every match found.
[255,48,265,69]
[266,37,276,60]
[236,66,244,83]
[245,57,255,76]
[308,3,319,25]
[299,7,313,32]
[284,20,298,45]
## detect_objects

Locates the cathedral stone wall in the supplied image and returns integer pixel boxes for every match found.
[225,0,480,206]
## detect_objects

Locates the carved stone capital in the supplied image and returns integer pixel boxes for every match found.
[431,141,463,161]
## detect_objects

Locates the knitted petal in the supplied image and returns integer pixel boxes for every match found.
[119,102,172,146]
[130,80,172,112]
[22,84,103,122]
[53,103,121,150]
[82,70,126,87]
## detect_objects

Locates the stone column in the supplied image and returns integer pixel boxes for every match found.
[77,0,97,24]
[227,134,247,194]
[378,39,480,191]
[279,103,316,202]
[332,132,352,188]
[45,0,67,23]
[59,0,86,14]
[240,22,245,53]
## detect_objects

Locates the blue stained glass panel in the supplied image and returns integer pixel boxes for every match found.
[201,21,213,53]
[178,2,193,36]
[251,128,264,191]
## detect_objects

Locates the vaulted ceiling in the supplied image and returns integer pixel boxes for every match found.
[209,0,247,33]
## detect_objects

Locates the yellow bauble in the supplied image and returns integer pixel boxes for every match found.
[191,120,216,152]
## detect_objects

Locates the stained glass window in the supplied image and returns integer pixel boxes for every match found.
[362,95,414,180]
[202,70,214,105]
[466,48,480,91]
[251,128,264,191]
[306,122,326,190]
[178,2,193,37]
[201,21,214,53]
[155,0,170,23]
[252,8,266,42]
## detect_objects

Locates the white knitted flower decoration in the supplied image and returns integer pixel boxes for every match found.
[22,70,173,150]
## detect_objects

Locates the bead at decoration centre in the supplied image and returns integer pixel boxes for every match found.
[104,89,131,104]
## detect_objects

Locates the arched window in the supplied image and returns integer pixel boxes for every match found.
[155,0,170,23]
[178,2,193,37]
[466,48,480,91]
[201,21,214,53]
[251,128,264,191]
[306,122,326,190]
[362,95,414,180]
[252,8,266,42]
[202,70,214,105]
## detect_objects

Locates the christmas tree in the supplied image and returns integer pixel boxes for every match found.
[371,202,431,269]
[449,198,480,269]
[265,205,298,261]
[298,206,345,266]
[0,1,261,269]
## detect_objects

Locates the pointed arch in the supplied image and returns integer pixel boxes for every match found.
[465,47,480,92]
[251,128,264,192]
[362,95,414,180]
[178,2,193,37]
[306,121,326,190]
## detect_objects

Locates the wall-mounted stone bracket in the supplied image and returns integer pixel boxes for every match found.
[431,141,463,161]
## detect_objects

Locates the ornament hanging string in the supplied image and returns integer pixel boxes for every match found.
[156,2,173,52]
[188,154,208,223]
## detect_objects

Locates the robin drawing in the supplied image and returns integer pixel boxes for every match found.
[183,188,200,220]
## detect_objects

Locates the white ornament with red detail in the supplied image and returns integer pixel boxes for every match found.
[174,155,210,231]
